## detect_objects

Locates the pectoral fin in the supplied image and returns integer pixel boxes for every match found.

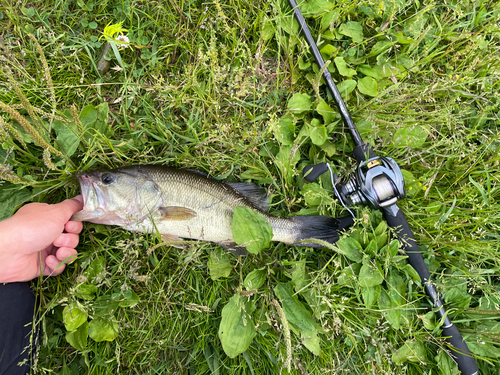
[159,207,197,221]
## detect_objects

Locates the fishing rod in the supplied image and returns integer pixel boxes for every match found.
[287,1,479,374]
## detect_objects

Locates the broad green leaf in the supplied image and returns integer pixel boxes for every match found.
[300,183,329,206]
[337,79,357,100]
[320,140,336,157]
[79,105,98,127]
[436,349,460,375]
[368,40,394,57]
[88,318,118,342]
[76,283,98,300]
[273,115,295,145]
[393,125,430,148]
[387,271,406,305]
[302,0,333,16]
[298,56,311,70]
[274,282,317,333]
[275,145,300,183]
[378,289,401,329]
[63,304,88,331]
[289,259,309,291]
[388,240,400,258]
[392,339,426,365]
[208,248,233,280]
[232,206,273,255]
[339,21,363,43]
[334,56,356,77]
[422,311,435,330]
[320,43,337,59]
[309,119,328,146]
[320,8,341,30]
[65,321,88,351]
[0,184,32,221]
[244,268,266,290]
[218,294,256,358]
[374,221,387,236]
[95,102,110,135]
[337,263,361,288]
[359,260,384,287]
[118,289,140,307]
[364,239,378,256]
[316,100,336,125]
[287,93,312,117]
[401,169,419,197]
[357,65,382,79]
[361,285,380,307]
[83,256,106,282]
[336,237,363,262]
[301,330,321,356]
[261,18,275,41]
[52,118,80,157]
[358,76,378,97]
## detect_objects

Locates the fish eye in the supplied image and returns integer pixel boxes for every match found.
[101,173,114,185]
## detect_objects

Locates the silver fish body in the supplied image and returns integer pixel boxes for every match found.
[72,165,353,254]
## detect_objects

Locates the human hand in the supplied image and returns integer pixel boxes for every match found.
[0,196,84,283]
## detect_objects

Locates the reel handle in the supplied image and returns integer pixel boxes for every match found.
[303,162,329,182]
[384,205,478,375]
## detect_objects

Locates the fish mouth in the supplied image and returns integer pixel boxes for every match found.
[71,173,107,222]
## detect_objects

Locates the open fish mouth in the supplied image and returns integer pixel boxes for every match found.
[71,173,107,222]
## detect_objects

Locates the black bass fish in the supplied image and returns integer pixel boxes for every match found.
[71,165,353,255]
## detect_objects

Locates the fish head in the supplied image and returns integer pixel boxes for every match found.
[71,167,163,225]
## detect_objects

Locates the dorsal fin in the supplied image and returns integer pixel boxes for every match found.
[225,182,269,212]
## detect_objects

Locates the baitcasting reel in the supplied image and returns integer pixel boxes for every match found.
[303,156,405,216]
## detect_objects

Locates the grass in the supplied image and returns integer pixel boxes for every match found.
[1,0,499,374]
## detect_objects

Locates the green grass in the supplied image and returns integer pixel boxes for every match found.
[1,0,499,374]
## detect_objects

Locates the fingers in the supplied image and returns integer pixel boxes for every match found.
[44,247,78,276]
[54,195,84,221]
[65,221,83,234]
[53,233,80,248]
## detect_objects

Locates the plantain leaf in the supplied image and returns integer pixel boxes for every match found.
[336,237,363,262]
[88,318,118,342]
[392,125,430,148]
[65,321,88,351]
[218,294,256,358]
[358,76,378,97]
[63,304,88,332]
[232,206,273,254]
[334,56,356,77]
[339,21,364,43]
[208,248,233,280]
[273,115,295,145]
[244,268,266,290]
[287,93,312,118]
[359,260,384,287]
[0,184,32,221]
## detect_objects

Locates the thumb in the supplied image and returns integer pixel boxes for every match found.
[54,195,84,221]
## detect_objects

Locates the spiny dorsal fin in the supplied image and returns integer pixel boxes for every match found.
[225,182,269,212]
[159,206,197,221]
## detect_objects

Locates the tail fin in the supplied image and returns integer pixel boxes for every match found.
[289,215,354,247]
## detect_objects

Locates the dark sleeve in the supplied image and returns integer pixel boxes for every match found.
[0,282,37,375]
